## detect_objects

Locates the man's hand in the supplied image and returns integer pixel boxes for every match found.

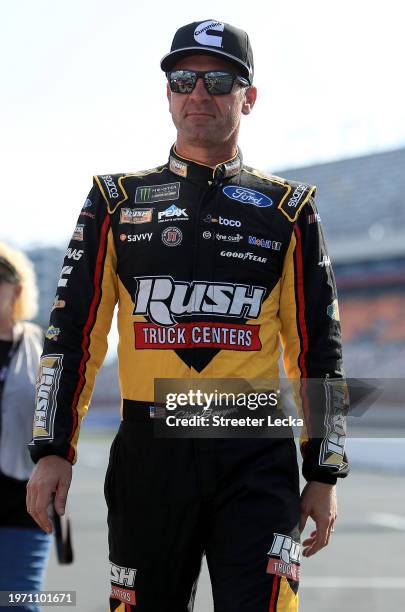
[26,455,72,534]
[299,481,337,557]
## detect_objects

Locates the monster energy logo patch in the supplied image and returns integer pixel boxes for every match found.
[135,182,180,204]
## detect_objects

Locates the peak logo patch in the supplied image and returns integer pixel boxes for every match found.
[158,204,189,222]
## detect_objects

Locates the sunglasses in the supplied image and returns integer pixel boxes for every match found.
[166,70,250,95]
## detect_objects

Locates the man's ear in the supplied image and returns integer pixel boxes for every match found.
[241,86,257,115]
[166,83,172,111]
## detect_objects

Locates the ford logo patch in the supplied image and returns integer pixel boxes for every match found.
[223,186,273,208]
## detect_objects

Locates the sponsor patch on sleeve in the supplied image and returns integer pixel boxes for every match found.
[33,354,63,439]
[319,377,347,468]
[278,183,316,222]
[72,224,84,242]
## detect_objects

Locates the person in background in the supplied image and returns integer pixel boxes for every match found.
[0,243,52,611]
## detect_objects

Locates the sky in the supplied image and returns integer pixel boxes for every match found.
[1,0,405,249]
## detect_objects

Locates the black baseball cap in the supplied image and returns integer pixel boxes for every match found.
[161,20,254,84]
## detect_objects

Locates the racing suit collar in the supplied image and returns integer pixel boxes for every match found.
[168,145,243,184]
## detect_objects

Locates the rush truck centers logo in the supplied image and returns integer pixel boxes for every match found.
[110,563,136,587]
[120,208,153,224]
[33,354,63,439]
[319,378,347,468]
[109,563,137,606]
[267,533,301,582]
[133,276,266,325]
[132,277,266,351]
[134,321,262,350]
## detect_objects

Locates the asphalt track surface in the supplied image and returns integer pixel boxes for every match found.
[44,432,405,612]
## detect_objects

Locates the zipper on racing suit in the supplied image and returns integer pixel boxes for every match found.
[189,175,222,375]
[189,175,222,503]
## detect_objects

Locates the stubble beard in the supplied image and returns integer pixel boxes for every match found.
[178,114,240,149]
[183,123,225,147]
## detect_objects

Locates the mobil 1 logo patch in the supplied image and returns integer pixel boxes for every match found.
[223,186,273,208]
[135,182,180,204]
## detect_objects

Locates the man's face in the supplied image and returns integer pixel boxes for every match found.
[167,54,256,149]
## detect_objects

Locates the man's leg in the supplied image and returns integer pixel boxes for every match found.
[204,437,301,611]
[105,413,205,612]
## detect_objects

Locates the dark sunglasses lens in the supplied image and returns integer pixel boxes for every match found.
[169,71,196,93]
[205,72,234,94]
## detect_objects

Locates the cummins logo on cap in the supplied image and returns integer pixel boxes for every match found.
[194,20,224,48]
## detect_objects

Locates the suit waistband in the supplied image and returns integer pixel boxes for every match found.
[122,399,163,421]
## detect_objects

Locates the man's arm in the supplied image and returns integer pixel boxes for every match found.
[279,195,348,554]
[27,180,118,531]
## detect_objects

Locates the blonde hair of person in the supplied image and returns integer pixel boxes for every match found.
[0,242,38,321]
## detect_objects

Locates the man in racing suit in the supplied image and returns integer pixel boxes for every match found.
[27,20,348,611]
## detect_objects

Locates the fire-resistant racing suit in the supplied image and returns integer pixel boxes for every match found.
[29,146,348,612]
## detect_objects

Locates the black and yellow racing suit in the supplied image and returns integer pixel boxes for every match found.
[29,146,348,611]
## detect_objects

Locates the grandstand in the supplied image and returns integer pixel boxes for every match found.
[277,146,405,377]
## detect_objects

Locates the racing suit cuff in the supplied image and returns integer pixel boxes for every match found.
[28,445,74,465]
[305,473,338,485]
[302,461,348,484]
